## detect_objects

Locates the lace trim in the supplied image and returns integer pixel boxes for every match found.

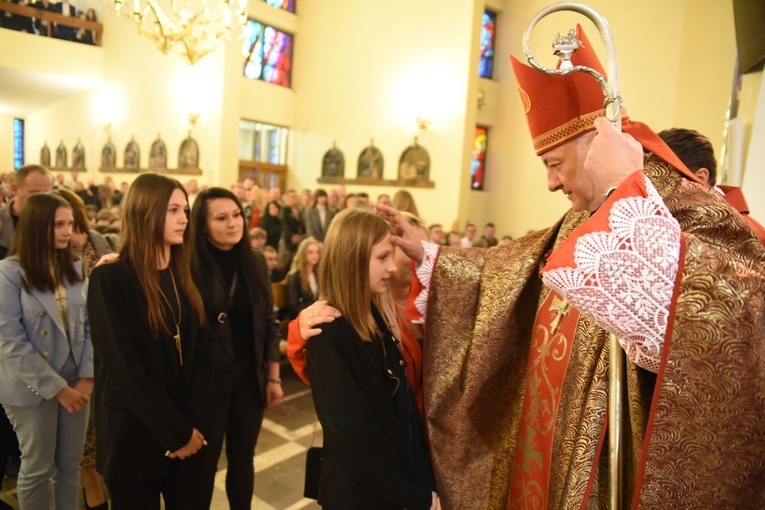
[542,176,681,373]
[412,242,439,325]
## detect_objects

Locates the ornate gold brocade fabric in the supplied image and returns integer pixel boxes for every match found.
[423,155,765,510]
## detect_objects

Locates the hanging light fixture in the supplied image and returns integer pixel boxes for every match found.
[110,0,248,65]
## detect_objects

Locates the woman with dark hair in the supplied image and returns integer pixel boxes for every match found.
[0,193,92,510]
[53,188,112,509]
[76,8,98,45]
[88,173,215,509]
[190,187,282,510]
[304,208,436,509]
[260,200,283,251]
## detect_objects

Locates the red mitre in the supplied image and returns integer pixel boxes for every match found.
[510,24,618,155]
[510,25,698,181]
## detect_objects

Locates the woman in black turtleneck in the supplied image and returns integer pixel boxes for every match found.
[190,188,283,510]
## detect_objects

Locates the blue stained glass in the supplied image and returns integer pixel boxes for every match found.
[13,118,24,170]
[470,126,488,190]
[265,0,295,13]
[478,10,496,79]
[242,19,293,88]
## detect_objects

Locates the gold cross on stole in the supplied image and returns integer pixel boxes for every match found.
[549,296,571,334]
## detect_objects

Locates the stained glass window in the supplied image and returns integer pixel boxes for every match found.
[242,20,293,88]
[471,126,488,190]
[265,0,295,13]
[13,118,24,170]
[479,10,496,79]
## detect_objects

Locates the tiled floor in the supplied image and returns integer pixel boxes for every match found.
[0,364,322,510]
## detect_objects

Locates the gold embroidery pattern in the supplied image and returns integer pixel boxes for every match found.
[636,235,765,508]
[532,110,629,154]
[425,229,554,510]
[546,312,609,508]
[425,156,764,509]
[508,298,575,509]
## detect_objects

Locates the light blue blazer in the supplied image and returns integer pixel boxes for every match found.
[0,256,92,407]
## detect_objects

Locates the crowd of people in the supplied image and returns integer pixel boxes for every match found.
[0,164,504,510]
[1,0,98,45]
[1,25,765,510]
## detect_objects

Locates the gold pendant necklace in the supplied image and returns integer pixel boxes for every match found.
[158,268,183,366]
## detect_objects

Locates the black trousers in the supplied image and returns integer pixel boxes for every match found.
[108,455,211,510]
[206,362,266,510]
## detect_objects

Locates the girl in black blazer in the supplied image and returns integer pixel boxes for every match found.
[307,208,437,510]
[88,174,216,510]
[190,187,283,510]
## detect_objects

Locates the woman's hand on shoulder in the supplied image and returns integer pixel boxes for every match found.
[299,300,341,339]
[95,252,119,268]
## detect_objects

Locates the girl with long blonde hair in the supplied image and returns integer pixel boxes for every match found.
[306,208,436,509]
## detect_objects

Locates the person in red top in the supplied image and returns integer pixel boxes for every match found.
[658,127,765,246]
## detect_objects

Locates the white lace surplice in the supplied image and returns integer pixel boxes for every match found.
[542,174,681,373]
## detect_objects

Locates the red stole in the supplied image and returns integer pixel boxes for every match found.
[508,291,580,509]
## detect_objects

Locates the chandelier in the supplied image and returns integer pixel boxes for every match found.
[111,0,248,65]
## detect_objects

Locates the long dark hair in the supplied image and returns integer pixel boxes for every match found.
[119,173,204,337]
[190,187,269,305]
[10,193,81,292]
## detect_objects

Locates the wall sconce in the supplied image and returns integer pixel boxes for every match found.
[477,89,487,111]
[417,116,432,132]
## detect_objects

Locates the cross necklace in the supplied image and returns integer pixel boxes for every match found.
[159,268,183,366]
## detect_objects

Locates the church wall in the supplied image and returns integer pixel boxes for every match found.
[480,0,738,239]
[0,115,13,171]
[741,71,765,221]
[287,0,476,227]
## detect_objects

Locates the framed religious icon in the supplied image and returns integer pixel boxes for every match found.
[124,137,140,170]
[178,134,199,170]
[72,140,85,170]
[40,142,51,167]
[101,138,116,170]
[398,138,430,181]
[55,140,67,169]
[149,135,168,170]
[321,142,345,177]
[357,140,383,179]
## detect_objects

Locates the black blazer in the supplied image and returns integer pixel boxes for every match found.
[280,206,304,251]
[88,261,217,483]
[307,308,435,510]
[195,249,280,404]
[286,271,316,320]
[260,214,282,250]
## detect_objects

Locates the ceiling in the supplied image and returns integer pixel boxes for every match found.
[0,66,101,117]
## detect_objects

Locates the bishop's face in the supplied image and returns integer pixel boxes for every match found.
[540,134,599,212]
